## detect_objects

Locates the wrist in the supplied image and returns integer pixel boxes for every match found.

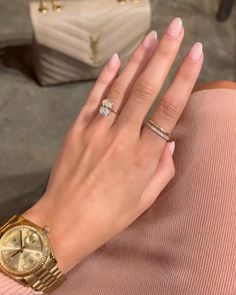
[22,197,80,273]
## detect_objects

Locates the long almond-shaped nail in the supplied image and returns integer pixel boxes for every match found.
[188,42,203,61]
[108,53,119,70]
[166,17,183,39]
[143,31,158,49]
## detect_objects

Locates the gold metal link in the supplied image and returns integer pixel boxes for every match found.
[42,273,52,283]
[27,258,66,293]
[31,269,65,293]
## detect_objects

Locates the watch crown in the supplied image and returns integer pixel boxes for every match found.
[43,226,50,234]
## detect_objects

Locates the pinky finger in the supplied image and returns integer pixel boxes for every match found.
[76,53,121,128]
[139,141,176,212]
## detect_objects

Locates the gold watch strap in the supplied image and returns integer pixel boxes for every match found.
[25,257,66,293]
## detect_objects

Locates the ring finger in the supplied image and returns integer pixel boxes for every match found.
[141,42,204,155]
[92,31,158,127]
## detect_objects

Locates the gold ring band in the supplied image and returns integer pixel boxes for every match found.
[145,120,171,141]
[147,119,170,137]
[110,109,120,115]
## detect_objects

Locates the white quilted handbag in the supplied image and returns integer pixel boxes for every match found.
[30,0,151,86]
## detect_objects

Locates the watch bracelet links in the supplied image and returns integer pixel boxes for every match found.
[25,257,66,293]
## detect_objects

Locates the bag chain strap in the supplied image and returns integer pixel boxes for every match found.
[39,0,141,13]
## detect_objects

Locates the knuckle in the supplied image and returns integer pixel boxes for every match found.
[84,137,100,153]
[63,128,78,149]
[178,68,194,81]
[96,73,108,85]
[85,95,99,107]
[156,45,174,58]
[76,105,94,127]
[133,146,151,169]
[84,133,94,147]
[108,130,127,154]
[133,154,146,169]
[158,97,178,121]
[134,79,155,103]
[114,128,127,142]
[82,124,103,148]
[110,80,125,99]
[131,47,144,65]
[109,138,125,157]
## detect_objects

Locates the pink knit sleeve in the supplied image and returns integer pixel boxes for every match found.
[0,272,43,295]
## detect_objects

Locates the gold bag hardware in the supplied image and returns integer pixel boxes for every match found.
[90,35,100,65]
[38,0,61,13]
[39,0,140,12]
[117,0,141,3]
[31,0,151,85]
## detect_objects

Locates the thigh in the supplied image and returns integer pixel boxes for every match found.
[55,88,236,295]
[193,80,236,92]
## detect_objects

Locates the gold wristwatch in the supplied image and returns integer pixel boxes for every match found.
[0,215,66,293]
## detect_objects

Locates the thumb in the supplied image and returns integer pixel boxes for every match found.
[139,141,176,211]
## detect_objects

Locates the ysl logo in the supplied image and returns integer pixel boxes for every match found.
[90,35,100,64]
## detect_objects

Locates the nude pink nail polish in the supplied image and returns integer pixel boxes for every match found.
[166,17,183,39]
[143,31,158,49]
[188,42,203,61]
[168,141,175,155]
[108,53,119,70]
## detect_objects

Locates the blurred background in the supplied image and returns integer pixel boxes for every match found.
[0,0,235,222]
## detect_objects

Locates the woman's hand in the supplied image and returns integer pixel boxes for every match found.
[23,18,203,273]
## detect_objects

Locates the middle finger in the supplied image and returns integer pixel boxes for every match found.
[116,18,184,131]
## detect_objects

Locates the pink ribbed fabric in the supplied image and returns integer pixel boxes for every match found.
[1,89,236,294]
[53,89,236,295]
[0,272,41,295]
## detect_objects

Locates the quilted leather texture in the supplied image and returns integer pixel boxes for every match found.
[30,0,151,85]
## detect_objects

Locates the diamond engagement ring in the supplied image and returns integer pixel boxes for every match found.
[99,99,120,116]
[145,119,171,141]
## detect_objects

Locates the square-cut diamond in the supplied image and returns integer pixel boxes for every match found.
[100,106,111,116]
[102,99,113,109]
[99,99,113,116]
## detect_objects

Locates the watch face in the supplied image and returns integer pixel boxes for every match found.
[0,225,50,276]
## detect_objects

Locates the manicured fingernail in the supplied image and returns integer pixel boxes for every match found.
[168,141,175,155]
[143,31,158,49]
[108,53,119,70]
[188,42,203,61]
[166,17,183,39]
